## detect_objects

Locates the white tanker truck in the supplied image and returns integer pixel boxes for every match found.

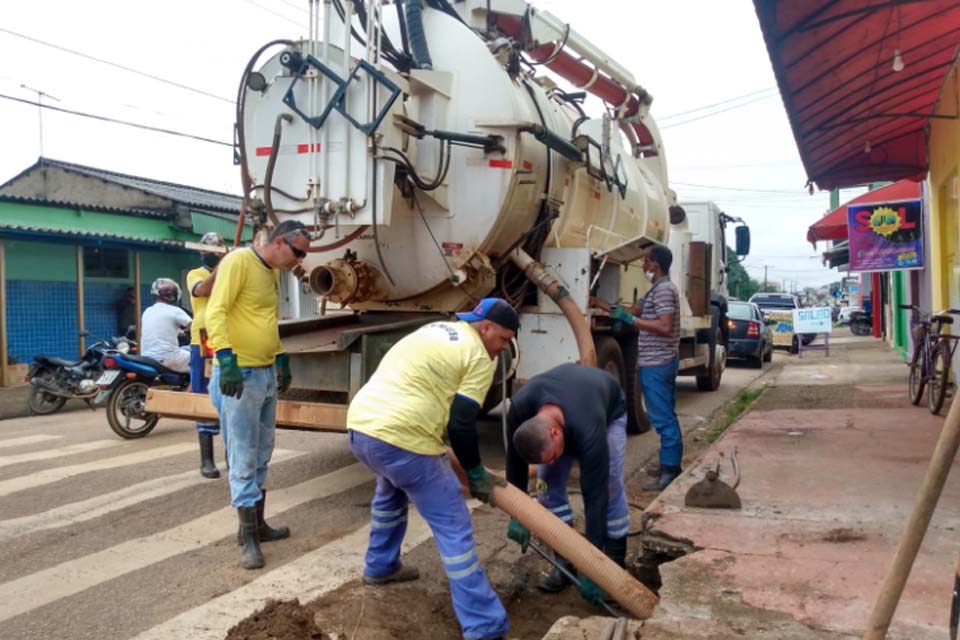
[153,0,750,434]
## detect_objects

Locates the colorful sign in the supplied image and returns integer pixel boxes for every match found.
[847,199,924,272]
[793,307,833,334]
[767,310,795,347]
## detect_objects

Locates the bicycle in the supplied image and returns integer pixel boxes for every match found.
[901,305,960,414]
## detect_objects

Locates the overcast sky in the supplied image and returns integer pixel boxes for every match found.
[0,0,860,291]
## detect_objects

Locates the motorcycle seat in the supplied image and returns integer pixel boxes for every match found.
[120,354,185,376]
[37,356,83,368]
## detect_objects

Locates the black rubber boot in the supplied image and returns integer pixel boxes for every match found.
[237,490,290,544]
[362,565,420,585]
[645,464,661,478]
[538,555,575,593]
[198,434,220,479]
[237,507,264,570]
[642,465,682,492]
[604,536,628,568]
[256,489,290,542]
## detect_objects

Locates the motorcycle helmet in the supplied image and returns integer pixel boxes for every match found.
[151,277,182,304]
[200,231,224,247]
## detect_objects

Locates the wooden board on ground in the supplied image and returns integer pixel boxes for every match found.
[145,389,347,432]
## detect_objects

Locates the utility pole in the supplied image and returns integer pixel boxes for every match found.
[763,266,768,291]
[20,84,60,158]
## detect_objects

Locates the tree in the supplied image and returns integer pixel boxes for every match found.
[726,247,761,300]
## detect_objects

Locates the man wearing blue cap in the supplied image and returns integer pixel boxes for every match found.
[347,298,518,640]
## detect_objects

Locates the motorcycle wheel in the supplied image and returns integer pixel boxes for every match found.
[27,371,68,415]
[106,379,159,439]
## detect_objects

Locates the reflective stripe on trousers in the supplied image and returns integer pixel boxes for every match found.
[349,430,509,640]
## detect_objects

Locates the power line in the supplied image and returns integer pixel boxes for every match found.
[0,26,233,104]
[658,86,777,120]
[241,0,305,27]
[672,181,811,195]
[659,92,778,129]
[0,93,233,147]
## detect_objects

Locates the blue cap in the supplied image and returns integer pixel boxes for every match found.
[456,298,520,332]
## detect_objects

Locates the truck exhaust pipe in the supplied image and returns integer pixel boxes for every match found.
[509,248,597,367]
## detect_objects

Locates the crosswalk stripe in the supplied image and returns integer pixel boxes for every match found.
[0,449,306,543]
[132,514,432,640]
[0,462,374,623]
[132,498,482,640]
[0,443,197,498]
[0,439,122,467]
[0,435,62,450]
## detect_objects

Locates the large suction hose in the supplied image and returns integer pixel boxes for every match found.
[404,0,433,70]
[510,248,597,367]
[490,482,658,619]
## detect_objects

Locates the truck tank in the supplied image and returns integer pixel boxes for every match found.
[239,3,674,313]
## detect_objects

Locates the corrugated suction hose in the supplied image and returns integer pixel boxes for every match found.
[490,482,658,619]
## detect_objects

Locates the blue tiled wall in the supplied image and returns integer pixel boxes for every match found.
[6,281,156,362]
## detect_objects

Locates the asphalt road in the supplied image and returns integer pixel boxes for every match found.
[0,356,774,640]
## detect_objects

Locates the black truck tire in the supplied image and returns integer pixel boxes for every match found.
[615,336,651,434]
[696,311,724,392]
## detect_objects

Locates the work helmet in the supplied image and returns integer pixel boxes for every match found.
[200,231,225,247]
[151,277,181,304]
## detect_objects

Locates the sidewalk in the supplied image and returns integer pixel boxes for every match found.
[636,336,956,639]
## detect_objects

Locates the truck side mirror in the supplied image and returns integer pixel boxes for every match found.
[735,225,751,257]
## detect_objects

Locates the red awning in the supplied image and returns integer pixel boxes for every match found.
[806,179,921,244]
[754,1,960,190]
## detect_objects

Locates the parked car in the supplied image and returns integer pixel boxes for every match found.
[749,292,816,348]
[838,306,860,324]
[727,301,773,368]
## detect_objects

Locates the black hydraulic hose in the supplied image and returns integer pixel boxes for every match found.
[263,113,293,227]
[405,0,433,70]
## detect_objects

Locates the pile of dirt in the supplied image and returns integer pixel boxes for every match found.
[750,384,905,411]
[225,599,331,640]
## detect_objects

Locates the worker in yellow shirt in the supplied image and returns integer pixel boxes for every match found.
[186,231,226,479]
[206,220,309,570]
[347,298,518,640]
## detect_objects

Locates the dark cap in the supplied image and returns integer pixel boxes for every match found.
[456,298,520,332]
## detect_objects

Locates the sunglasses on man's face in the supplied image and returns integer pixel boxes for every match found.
[283,237,307,259]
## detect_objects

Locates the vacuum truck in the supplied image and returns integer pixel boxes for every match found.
[148,0,750,434]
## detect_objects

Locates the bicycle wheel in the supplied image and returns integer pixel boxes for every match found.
[929,342,951,415]
[908,343,925,405]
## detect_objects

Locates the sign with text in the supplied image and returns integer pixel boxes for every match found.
[847,198,924,272]
[792,307,833,334]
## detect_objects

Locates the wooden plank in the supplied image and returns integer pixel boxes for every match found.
[76,245,85,356]
[145,389,348,432]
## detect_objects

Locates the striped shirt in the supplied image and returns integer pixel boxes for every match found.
[636,276,681,366]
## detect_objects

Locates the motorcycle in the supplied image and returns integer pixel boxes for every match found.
[25,332,135,415]
[95,350,189,439]
[849,310,873,336]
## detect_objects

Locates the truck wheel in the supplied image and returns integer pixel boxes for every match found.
[696,319,724,392]
[616,337,651,434]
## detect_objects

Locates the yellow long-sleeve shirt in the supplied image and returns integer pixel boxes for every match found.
[205,248,283,366]
[186,266,212,347]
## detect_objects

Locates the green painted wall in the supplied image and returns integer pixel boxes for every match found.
[191,212,253,242]
[893,271,908,357]
[4,240,77,280]
[0,201,197,241]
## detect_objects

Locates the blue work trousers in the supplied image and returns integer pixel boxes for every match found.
[537,413,630,540]
[348,430,509,640]
[190,345,219,437]
[639,357,682,467]
[209,365,277,507]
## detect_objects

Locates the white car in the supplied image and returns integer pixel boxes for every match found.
[838,306,860,324]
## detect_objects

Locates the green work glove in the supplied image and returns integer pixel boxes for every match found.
[216,349,244,399]
[465,465,503,504]
[507,518,530,553]
[578,575,605,606]
[275,353,292,392]
[609,305,636,326]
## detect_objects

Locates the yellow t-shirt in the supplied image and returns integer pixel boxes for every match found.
[347,321,496,455]
[186,266,212,346]
[205,248,283,367]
